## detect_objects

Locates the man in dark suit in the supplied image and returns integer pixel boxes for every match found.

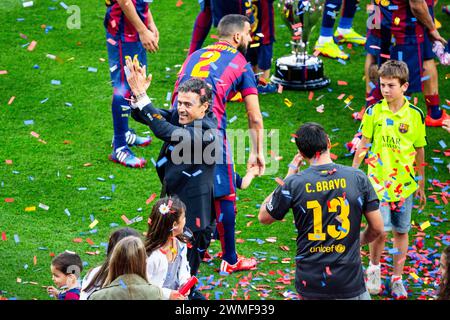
[124,57,218,298]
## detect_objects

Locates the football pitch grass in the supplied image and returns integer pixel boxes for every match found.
[0,0,448,300]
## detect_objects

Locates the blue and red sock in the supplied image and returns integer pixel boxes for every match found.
[320,0,342,37]
[214,196,238,265]
[425,94,442,119]
[112,88,131,149]
[338,0,358,29]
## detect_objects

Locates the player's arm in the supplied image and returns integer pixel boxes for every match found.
[409,0,447,45]
[414,147,426,209]
[147,9,159,44]
[360,209,383,245]
[258,192,277,225]
[244,94,265,175]
[259,173,293,225]
[352,135,371,169]
[117,0,158,52]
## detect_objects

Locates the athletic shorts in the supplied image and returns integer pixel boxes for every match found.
[365,31,381,57]
[423,31,435,61]
[246,43,274,71]
[201,0,242,27]
[106,32,147,90]
[213,131,236,198]
[389,42,424,93]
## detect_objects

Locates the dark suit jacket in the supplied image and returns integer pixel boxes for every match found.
[132,103,217,232]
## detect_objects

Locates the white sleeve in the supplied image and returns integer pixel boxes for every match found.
[133,94,151,110]
[161,287,172,300]
[146,254,159,284]
[80,266,100,300]
[147,252,171,300]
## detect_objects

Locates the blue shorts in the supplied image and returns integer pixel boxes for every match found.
[390,43,424,93]
[379,195,413,233]
[247,43,274,71]
[106,32,147,90]
[201,0,242,27]
[423,31,434,61]
[366,30,425,93]
[365,32,381,57]
[213,131,236,198]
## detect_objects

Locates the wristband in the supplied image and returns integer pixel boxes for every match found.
[133,93,151,110]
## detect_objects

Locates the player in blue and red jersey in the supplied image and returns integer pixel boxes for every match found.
[188,0,254,55]
[174,14,265,274]
[362,0,447,125]
[246,0,277,94]
[105,0,159,167]
[421,0,449,126]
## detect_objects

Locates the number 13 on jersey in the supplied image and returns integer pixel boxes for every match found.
[307,197,350,241]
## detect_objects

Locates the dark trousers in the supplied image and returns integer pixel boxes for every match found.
[187,229,213,276]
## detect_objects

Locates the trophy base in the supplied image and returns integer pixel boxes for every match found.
[271,53,330,90]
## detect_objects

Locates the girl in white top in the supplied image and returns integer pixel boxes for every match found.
[80,227,140,300]
[145,197,191,300]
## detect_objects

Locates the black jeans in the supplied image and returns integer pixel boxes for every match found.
[187,229,212,276]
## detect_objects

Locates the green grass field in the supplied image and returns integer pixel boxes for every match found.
[0,0,448,300]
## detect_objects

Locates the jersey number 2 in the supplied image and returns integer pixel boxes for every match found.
[191,51,221,78]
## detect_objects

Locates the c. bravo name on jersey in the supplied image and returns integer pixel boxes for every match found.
[305,178,347,193]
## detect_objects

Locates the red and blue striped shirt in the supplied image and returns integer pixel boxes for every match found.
[249,0,275,45]
[172,42,258,131]
[104,0,148,42]
[378,0,425,45]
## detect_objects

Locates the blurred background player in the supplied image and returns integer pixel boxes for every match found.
[188,0,254,55]
[105,0,159,168]
[246,0,278,94]
[314,0,366,60]
[362,0,448,126]
[173,14,265,274]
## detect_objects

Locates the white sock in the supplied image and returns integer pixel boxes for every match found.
[369,261,380,269]
[318,36,333,44]
[391,275,402,282]
[337,27,351,35]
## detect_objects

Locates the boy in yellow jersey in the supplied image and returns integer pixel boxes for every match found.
[352,60,427,300]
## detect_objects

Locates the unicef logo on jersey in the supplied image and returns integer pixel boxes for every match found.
[309,244,346,254]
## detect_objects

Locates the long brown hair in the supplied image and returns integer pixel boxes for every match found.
[104,236,148,286]
[438,246,450,300]
[145,196,188,255]
[84,227,140,292]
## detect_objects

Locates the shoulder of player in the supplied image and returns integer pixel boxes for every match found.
[333,164,365,178]
[407,103,425,123]
[284,168,316,185]
[365,100,383,116]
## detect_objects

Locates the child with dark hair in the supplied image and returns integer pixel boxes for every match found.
[80,227,140,300]
[47,251,83,300]
[145,197,190,300]
[437,246,450,300]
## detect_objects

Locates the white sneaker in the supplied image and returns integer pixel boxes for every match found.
[366,265,381,295]
[391,280,408,299]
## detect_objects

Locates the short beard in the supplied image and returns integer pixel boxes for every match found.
[237,42,247,55]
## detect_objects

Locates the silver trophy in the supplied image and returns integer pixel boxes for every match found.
[271,0,330,90]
